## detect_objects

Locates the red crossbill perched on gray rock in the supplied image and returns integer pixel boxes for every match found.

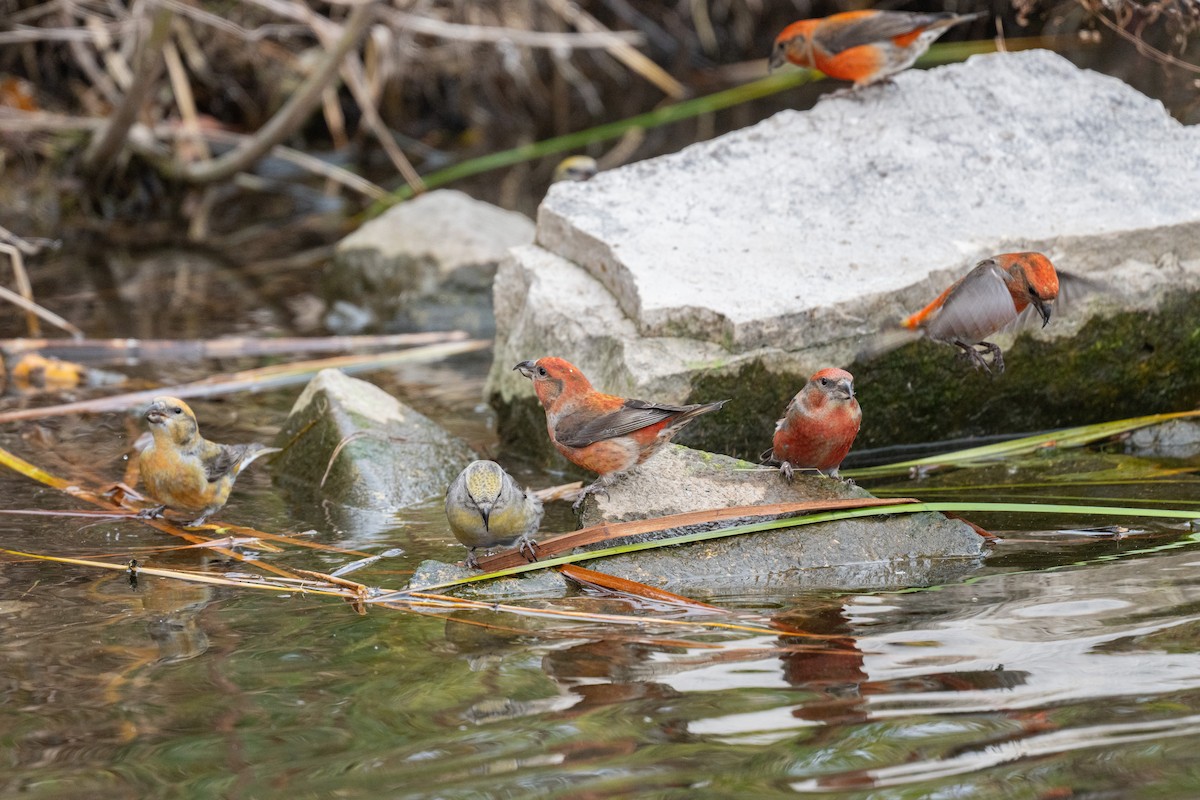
[515,357,727,509]
[770,10,982,87]
[769,368,861,482]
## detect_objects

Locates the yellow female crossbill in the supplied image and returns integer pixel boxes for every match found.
[445,460,543,569]
[137,396,277,527]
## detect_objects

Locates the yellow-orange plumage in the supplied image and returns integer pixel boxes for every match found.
[137,396,277,527]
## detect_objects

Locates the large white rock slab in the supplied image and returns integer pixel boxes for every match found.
[536,50,1200,350]
[491,50,1200,456]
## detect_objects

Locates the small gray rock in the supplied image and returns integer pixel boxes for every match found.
[1127,419,1200,459]
[272,369,477,511]
[326,190,534,335]
[408,559,569,598]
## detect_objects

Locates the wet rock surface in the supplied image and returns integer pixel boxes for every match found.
[325,189,534,335]
[408,559,569,599]
[272,368,477,511]
[410,446,984,596]
[490,50,1200,457]
[1127,418,1200,460]
[575,445,984,592]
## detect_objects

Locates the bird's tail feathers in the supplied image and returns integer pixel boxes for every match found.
[856,327,922,362]
[237,443,282,473]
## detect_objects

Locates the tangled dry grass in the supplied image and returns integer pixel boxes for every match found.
[0,0,1194,233]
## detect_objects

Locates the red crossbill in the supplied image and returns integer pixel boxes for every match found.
[445,459,544,569]
[770,368,862,481]
[514,357,727,509]
[137,396,278,527]
[770,10,982,87]
[902,252,1062,374]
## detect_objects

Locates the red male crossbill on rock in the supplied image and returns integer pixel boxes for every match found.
[769,10,983,87]
[901,252,1063,374]
[769,368,862,482]
[515,357,727,509]
[137,396,278,527]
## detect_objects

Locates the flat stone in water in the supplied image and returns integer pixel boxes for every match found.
[575,445,984,593]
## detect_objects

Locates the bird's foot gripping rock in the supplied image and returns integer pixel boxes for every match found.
[465,548,480,570]
[135,505,166,520]
[572,480,611,511]
[778,461,795,482]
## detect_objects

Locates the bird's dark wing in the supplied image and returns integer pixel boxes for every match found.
[555,399,690,448]
[923,259,1017,345]
[817,11,951,55]
[201,443,251,483]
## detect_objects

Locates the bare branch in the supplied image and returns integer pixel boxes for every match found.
[379,7,645,49]
[81,2,173,175]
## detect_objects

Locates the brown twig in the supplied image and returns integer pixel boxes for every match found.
[245,0,425,195]
[0,331,468,362]
[81,2,173,175]
[146,0,374,184]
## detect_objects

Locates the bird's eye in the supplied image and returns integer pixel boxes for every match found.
[537,366,548,377]
[172,407,183,414]
[819,378,829,386]
[1028,286,1040,299]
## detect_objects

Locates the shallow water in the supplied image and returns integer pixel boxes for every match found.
[2,354,1199,798]
[4,43,1200,792]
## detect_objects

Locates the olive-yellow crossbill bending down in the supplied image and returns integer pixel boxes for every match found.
[137,396,278,527]
[769,10,982,88]
[515,357,728,510]
[769,368,861,482]
[445,460,543,569]
[901,252,1063,374]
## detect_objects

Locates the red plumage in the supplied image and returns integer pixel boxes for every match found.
[770,10,982,87]
[515,357,727,508]
[770,368,862,481]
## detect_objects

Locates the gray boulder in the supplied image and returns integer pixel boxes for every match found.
[272,368,476,512]
[325,189,534,335]
[489,50,1200,458]
[575,445,984,593]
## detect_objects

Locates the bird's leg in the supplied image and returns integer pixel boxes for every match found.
[572,476,612,511]
[979,341,1005,375]
[953,341,993,373]
[778,461,795,482]
[185,514,210,528]
[135,505,166,520]
[825,467,856,487]
[465,548,480,570]
[517,535,539,563]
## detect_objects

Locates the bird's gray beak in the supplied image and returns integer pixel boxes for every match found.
[768,46,785,73]
[514,361,536,378]
[477,501,492,531]
[144,400,166,423]
[1034,298,1052,328]
[837,379,855,400]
